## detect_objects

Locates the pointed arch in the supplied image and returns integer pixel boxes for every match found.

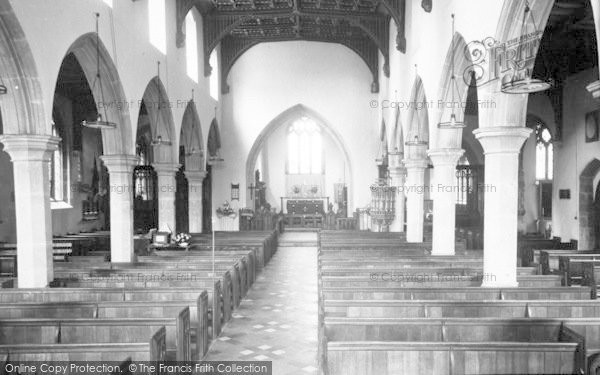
[436,32,474,127]
[65,33,134,155]
[180,100,204,170]
[140,76,177,163]
[405,75,429,144]
[207,117,221,158]
[390,105,404,153]
[245,104,354,211]
[0,1,49,135]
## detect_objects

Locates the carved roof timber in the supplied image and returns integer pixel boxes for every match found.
[175,0,405,93]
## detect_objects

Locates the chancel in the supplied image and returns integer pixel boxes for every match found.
[0,0,599,373]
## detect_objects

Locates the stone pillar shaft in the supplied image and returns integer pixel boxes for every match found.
[474,127,531,287]
[388,152,406,233]
[428,149,464,256]
[404,157,428,243]
[185,170,206,233]
[101,154,138,263]
[153,163,180,233]
[0,135,59,288]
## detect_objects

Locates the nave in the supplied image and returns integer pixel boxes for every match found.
[203,232,318,374]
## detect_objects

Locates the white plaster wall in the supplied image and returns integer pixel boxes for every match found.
[214,41,379,228]
[553,68,600,243]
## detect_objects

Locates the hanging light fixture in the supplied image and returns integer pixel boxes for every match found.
[82,13,117,129]
[150,61,172,146]
[438,14,466,129]
[501,1,552,94]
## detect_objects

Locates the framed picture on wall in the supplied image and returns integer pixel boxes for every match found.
[585,110,600,143]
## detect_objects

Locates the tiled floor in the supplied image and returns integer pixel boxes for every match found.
[203,232,318,374]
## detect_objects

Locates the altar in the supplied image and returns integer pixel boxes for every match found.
[281,196,329,228]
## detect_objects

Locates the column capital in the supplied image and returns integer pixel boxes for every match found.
[0,134,59,161]
[404,142,428,160]
[473,127,532,155]
[403,158,429,170]
[587,80,600,99]
[100,154,139,174]
[152,162,181,175]
[388,151,405,169]
[185,170,207,183]
[428,148,464,167]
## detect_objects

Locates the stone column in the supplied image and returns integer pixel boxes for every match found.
[403,143,428,243]
[474,127,531,287]
[185,170,206,233]
[0,135,59,287]
[388,152,406,232]
[101,154,138,263]
[152,163,180,233]
[428,149,464,255]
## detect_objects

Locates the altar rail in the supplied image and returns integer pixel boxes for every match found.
[239,210,284,233]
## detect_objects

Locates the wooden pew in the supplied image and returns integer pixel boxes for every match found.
[324,299,600,319]
[581,260,600,299]
[0,286,220,347]
[52,267,234,324]
[0,299,208,358]
[326,341,581,375]
[0,243,73,277]
[0,326,166,362]
[538,250,600,275]
[320,274,563,288]
[1,318,180,356]
[321,286,592,301]
[558,254,600,286]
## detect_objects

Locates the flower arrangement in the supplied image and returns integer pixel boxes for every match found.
[216,201,237,218]
[174,232,191,247]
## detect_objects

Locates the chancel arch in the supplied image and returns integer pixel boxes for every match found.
[245,104,353,219]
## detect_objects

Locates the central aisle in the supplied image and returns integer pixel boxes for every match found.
[203,231,319,374]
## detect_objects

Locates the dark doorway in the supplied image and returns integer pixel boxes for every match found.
[202,164,212,233]
[133,165,157,233]
[176,146,189,233]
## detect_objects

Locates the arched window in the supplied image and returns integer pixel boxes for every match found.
[50,123,64,202]
[185,11,198,82]
[287,117,323,174]
[535,123,553,181]
[148,0,166,54]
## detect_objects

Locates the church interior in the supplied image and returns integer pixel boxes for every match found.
[0,0,600,373]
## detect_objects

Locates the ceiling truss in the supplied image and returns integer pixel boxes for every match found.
[175,0,407,94]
